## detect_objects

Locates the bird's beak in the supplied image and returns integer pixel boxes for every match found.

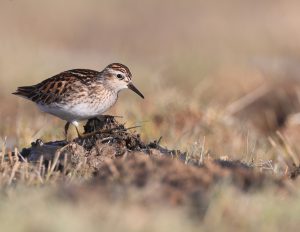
[127,82,144,99]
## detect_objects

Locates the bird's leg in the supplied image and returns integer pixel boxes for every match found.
[71,121,82,138]
[64,122,70,139]
[75,126,82,138]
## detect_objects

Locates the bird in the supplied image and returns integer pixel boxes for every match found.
[13,63,144,137]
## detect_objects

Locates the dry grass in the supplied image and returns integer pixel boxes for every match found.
[1,0,300,231]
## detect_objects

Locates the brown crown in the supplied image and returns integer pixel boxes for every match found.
[106,63,132,77]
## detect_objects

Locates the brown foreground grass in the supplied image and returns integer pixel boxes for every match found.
[0,114,300,232]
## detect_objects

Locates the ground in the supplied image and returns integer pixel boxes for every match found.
[1,115,300,232]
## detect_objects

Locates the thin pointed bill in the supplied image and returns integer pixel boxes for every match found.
[128,83,144,99]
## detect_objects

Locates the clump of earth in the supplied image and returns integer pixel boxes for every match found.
[21,116,183,168]
[18,116,288,214]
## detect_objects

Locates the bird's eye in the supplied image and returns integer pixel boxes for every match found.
[117,74,124,80]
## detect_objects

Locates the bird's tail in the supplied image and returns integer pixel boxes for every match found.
[12,85,36,99]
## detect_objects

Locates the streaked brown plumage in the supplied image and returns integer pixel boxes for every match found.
[13,63,144,137]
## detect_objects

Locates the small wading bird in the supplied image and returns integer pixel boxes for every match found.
[13,63,144,137]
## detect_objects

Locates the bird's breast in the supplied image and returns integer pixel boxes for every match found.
[89,91,118,115]
[38,90,118,121]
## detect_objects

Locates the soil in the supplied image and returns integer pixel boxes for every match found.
[19,116,288,212]
[21,116,184,165]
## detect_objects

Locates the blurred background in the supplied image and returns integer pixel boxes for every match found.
[1,0,300,155]
[2,1,300,231]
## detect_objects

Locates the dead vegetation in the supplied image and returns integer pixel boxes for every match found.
[0,116,293,210]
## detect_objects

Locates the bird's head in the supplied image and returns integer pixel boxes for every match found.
[101,63,144,99]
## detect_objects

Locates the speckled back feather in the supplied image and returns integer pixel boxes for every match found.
[13,69,100,105]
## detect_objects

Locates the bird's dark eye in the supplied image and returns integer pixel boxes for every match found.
[117,74,124,80]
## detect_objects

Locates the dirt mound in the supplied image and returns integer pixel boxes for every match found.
[21,116,182,164]
[93,152,280,194]
[19,116,286,207]
[55,152,285,219]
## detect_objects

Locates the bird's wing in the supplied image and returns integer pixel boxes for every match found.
[13,69,100,105]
